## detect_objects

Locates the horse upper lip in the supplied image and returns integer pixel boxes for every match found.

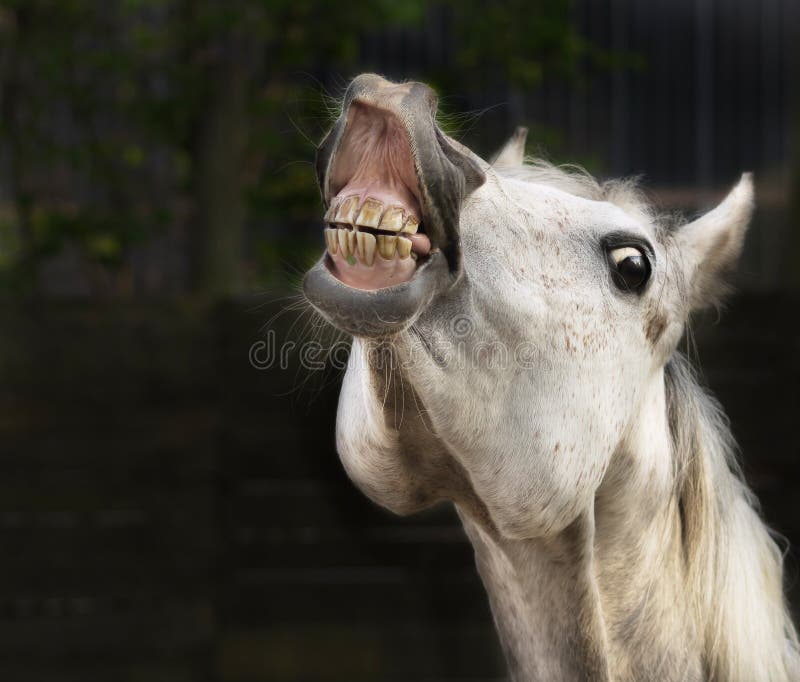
[303,250,451,337]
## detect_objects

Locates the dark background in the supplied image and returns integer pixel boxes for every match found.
[0,1,798,681]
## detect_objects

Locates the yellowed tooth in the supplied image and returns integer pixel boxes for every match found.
[347,228,357,256]
[402,216,419,234]
[355,231,364,261]
[336,196,359,225]
[324,199,339,223]
[362,232,376,266]
[384,235,398,258]
[377,234,397,259]
[326,228,338,254]
[379,206,405,232]
[337,228,350,257]
[397,236,412,259]
[356,198,384,228]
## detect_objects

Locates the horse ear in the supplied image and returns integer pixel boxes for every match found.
[677,173,754,311]
[491,126,528,169]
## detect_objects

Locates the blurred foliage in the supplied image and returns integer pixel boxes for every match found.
[0,0,622,296]
[447,0,602,90]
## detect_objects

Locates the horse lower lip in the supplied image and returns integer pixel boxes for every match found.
[302,251,450,337]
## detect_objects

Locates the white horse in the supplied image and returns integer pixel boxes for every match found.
[303,74,800,681]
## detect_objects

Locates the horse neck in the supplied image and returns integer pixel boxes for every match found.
[458,359,799,681]
[458,509,614,681]
[456,368,701,682]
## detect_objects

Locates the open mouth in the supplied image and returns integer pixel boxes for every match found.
[303,74,485,338]
[321,101,434,291]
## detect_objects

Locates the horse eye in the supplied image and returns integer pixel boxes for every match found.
[608,246,650,292]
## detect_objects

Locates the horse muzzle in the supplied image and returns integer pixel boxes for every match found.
[303,73,485,338]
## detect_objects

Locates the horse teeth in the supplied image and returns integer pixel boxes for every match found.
[377,234,397,259]
[325,228,338,254]
[324,199,339,223]
[379,207,405,232]
[337,227,350,257]
[356,198,383,228]
[355,230,365,261]
[336,196,359,225]
[360,232,376,265]
[402,216,419,234]
[397,236,412,259]
[325,196,423,264]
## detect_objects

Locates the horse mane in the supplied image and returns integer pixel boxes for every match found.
[665,353,800,680]
[501,158,800,679]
